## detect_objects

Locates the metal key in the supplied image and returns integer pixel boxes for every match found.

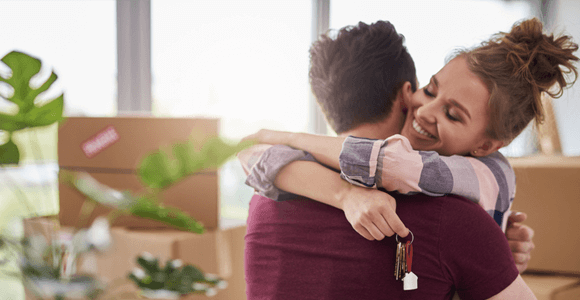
[395,241,403,280]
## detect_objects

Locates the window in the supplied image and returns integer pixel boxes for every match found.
[0,1,116,221]
[1,0,117,117]
[151,0,313,219]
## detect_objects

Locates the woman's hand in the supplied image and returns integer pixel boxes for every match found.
[242,129,294,146]
[338,185,409,241]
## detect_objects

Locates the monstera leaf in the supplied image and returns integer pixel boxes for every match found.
[0,51,64,164]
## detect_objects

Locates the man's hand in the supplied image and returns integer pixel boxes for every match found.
[339,185,409,241]
[506,212,535,273]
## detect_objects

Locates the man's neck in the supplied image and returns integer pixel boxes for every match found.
[338,110,404,140]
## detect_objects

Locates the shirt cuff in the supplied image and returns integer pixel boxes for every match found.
[339,136,386,188]
[245,144,316,201]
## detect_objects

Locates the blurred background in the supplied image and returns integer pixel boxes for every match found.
[1,0,578,221]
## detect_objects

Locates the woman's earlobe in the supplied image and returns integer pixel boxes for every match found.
[473,140,504,157]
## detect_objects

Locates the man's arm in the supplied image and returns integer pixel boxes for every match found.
[506,212,535,273]
[487,275,537,300]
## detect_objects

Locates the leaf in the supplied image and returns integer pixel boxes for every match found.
[138,136,254,189]
[137,150,181,189]
[129,196,205,234]
[61,171,205,233]
[0,139,19,164]
[0,51,64,133]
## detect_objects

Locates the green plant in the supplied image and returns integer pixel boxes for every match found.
[61,135,253,233]
[0,50,253,299]
[0,51,64,165]
[127,253,227,297]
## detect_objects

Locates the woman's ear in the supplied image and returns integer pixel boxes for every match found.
[471,139,504,157]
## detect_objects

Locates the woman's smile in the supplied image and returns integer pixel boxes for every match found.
[412,119,435,139]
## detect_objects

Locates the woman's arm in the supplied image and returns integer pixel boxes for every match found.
[238,144,408,240]
[340,134,516,231]
[244,130,516,231]
[273,160,409,240]
[243,129,345,170]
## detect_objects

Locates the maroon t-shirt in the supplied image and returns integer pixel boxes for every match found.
[244,193,518,300]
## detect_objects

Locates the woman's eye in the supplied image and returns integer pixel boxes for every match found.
[444,107,461,122]
[423,88,435,97]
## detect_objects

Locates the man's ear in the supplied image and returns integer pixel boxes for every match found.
[470,139,504,157]
[398,81,413,109]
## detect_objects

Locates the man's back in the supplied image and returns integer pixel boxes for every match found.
[244,192,518,300]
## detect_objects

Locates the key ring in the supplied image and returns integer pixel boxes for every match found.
[395,229,414,245]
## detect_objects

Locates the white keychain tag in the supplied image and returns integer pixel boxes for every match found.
[403,271,418,290]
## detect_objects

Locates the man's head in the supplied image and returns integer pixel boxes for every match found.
[309,20,417,135]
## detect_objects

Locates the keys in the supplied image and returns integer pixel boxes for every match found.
[394,241,405,280]
[395,230,418,291]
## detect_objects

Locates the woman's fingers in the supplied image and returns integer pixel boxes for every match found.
[371,215,395,239]
[378,205,409,238]
[352,223,376,241]
[358,217,385,240]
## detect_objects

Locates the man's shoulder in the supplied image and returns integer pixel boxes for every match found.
[396,193,498,229]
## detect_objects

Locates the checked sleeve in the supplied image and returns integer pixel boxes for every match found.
[237,144,316,201]
[339,134,516,231]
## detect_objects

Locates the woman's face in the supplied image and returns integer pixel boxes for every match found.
[400,56,492,156]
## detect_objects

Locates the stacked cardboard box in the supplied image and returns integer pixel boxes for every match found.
[522,274,580,300]
[57,117,247,299]
[510,155,580,299]
[509,156,580,274]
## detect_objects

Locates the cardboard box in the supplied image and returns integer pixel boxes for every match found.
[522,273,580,300]
[509,156,580,274]
[58,117,221,230]
[93,222,247,300]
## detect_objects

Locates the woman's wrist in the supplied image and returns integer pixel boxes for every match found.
[332,180,353,211]
[287,132,306,149]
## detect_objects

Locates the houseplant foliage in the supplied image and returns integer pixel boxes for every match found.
[126,253,227,298]
[0,50,64,165]
[60,135,253,234]
[0,50,252,299]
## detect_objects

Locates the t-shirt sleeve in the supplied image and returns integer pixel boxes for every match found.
[339,134,516,230]
[238,144,316,201]
[438,196,519,300]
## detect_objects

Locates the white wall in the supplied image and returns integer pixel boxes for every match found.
[550,0,580,156]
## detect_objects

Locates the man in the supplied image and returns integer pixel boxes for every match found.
[240,21,535,299]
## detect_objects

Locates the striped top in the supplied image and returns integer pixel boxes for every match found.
[340,135,516,231]
[237,134,516,231]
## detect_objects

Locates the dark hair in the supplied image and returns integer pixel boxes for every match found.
[455,18,578,145]
[309,20,417,134]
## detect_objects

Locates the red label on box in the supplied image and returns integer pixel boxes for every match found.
[81,125,120,158]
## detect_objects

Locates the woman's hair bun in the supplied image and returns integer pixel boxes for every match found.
[502,18,578,98]
[458,18,578,144]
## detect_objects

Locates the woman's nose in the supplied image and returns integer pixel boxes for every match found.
[415,101,438,124]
